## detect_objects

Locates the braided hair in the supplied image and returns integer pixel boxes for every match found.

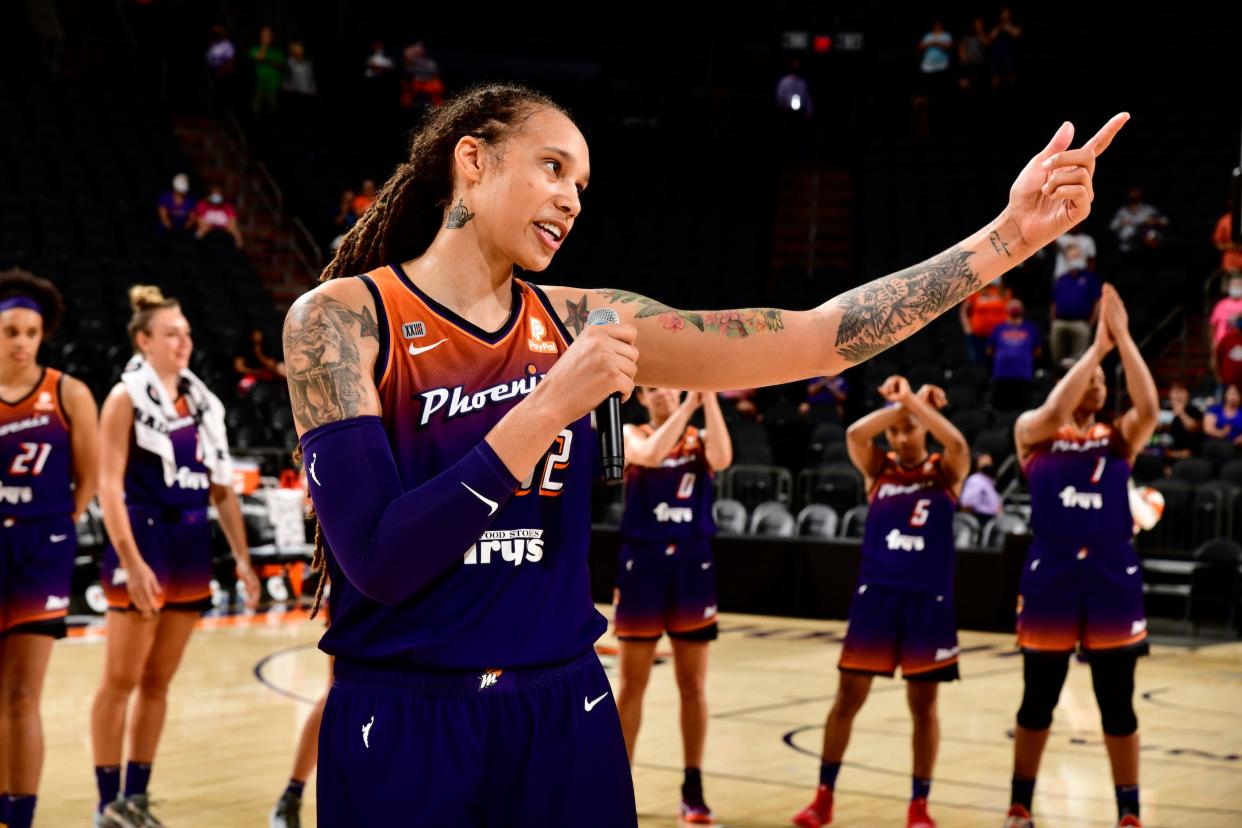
[301,82,571,617]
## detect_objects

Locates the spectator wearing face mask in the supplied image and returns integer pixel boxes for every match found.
[193,186,244,249]
[157,173,197,234]
[1050,267,1101,368]
[960,277,1013,365]
[1109,185,1168,255]
[987,299,1041,411]
[1053,221,1097,279]
[1209,274,1242,348]
[1152,382,1203,462]
[960,453,1001,516]
[1205,384,1242,444]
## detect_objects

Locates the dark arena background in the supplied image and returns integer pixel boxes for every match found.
[0,1,1240,826]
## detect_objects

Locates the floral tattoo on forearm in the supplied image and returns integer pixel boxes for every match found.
[590,290,785,337]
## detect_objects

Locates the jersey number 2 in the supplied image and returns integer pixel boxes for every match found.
[9,442,51,476]
[516,429,572,497]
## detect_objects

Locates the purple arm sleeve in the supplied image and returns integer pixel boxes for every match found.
[300,415,519,605]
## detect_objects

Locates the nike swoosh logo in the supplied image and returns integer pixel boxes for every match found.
[461,482,498,515]
[50,534,69,543]
[409,338,448,356]
[584,692,610,712]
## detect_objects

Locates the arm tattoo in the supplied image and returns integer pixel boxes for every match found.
[563,294,589,335]
[592,289,785,337]
[284,293,378,431]
[988,230,1012,258]
[833,247,980,363]
[445,198,475,229]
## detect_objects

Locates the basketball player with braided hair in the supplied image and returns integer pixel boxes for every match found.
[282,81,1127,824]
[0,271,97,828]
[89,286,260,828]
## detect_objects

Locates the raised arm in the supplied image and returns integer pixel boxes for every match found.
[1015,312,1113,458]
[543,115,1129,390]
[284,277,637,605]
[623,391,699,467]
[700,392,733,471]
[1104,285,1159,458]
[902,383,970,490]
[845,377,910,484]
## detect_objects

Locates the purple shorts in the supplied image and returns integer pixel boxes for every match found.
[839,583,960,680]
[0,514,76,637]
[613,537,718,641]
[317,650,636,826]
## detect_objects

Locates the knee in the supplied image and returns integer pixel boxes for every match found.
[4,681,39,720]
[674,671,706,702]
[618,669,650,699]
[99,669,141,700]
[1099,701,1138,737]
[137,669,173,701]
[907,691,938,723]
[832,686,868,718]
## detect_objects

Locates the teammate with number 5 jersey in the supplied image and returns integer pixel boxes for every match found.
[614,388,732,824]
[0,271,98,828]
[1004,284,1158,828]
[794,377,968,828]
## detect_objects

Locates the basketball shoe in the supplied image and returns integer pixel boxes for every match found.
[101,793,165,828]
[1003,804,1034,827]
[907,797,936,827]
[1118,817,1141,827]
[270,790,303,828]
[792,784,834,827]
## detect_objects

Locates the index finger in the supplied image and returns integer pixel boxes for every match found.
[1082,112,1130,157]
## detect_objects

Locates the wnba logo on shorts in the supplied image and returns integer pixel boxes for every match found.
[402,321,426,339]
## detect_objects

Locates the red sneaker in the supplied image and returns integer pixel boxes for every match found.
[1004,804,1035,827]
[679,798,715,825]
[907,797,936,828]
[1118,817,1142,827]
[792,784,833,828]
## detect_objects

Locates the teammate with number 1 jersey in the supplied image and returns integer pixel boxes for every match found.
[795,377,968,828]
[1004,285,1158,828]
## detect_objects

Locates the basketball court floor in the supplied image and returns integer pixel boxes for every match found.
[38,607,1242,826]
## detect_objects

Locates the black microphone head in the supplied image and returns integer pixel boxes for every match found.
[585,307,620,326]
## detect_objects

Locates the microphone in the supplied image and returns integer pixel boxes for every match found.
[586,307,625,485]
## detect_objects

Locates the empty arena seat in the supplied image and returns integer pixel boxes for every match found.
[950,408,992,445]
[1222,460,1242,489]
[721,465,793,513]
[1188,539,1242,632]
[712,499,748,535]
[1200,438,1237,474]
[952,511,981,548]
[981,512,1027,549]
[1131,452,1164,485]
[1172,457,1214,486]
[841,504,869,539]
[796,503,839,539]
[750,501,795,537]
[797,463,864,516]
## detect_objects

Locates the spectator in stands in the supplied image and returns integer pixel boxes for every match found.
[776,59,813,116]
[916,19,954,97]
[156,173,196,235]
[989,6,1022,91]
[249,25,286,115]
[1205,383,1242,444]
[960,453,1001,516]
[1053,221,1097,279]
[1050,266,1101,368]
[352,180,378,218]
[205,24,235,79]
[1209,273,1242,347]
[957,17,990,92]
[1213,197,1242,275]
[1109,185,1168,256]
[1152,382,1203,463]
[364,40,395,104]
[235,327,285,396]
[335,188,359,232]
[799,375,848,421]
[1216,315,1242,392]
[399,42,444,110]
[284,41,317,97]
[193,186,243,249]
[720,388,760,421]
[960,277,1012,364]
[988,299,1041,411]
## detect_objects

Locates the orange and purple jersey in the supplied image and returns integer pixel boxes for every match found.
[619,425,715,540]
[318,265,606,669]
[0,368,74,519]
[1023,422,1132,552]
[859,452,956,596]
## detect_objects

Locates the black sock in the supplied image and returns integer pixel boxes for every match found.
[682,767,703,800]
[123,761,152,798]
[7,794,36,828]
[1011,775,1035,811]
[1116,784,1139,819]
[285,778,306,799]
[95,767,120,812]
